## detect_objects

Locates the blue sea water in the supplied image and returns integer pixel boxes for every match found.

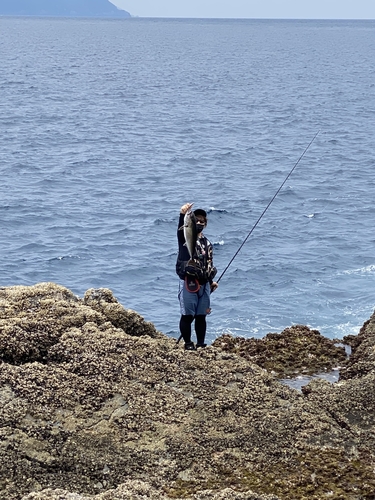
[0,17,374,344]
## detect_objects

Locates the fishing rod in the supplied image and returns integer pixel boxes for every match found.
[216,130,320,284]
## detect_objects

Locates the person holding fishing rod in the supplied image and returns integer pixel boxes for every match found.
[175,132,319,351]
[176,203,218,350]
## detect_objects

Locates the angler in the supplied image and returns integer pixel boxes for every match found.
[176,203,218,350]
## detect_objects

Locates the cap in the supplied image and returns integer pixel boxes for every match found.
[193,209,207,218]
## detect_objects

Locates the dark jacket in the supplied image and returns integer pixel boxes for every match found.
[176,213,216,284]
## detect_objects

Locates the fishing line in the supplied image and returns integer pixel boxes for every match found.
[216,130,320,284]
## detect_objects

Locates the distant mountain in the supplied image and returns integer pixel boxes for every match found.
[0,0,131,17]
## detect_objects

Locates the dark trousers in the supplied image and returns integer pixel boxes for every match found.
[179,314,206,345]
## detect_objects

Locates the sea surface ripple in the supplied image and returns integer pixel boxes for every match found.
[1,17,375,343]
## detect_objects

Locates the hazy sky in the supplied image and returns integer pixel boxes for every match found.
[110,0,375,19]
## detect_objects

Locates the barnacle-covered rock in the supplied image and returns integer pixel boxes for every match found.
[0,283,374,500]
[341,310,375,379]
[83,288,163,339]
[0,283,104,364]
[212,325,347,377]
[21,481,280,499]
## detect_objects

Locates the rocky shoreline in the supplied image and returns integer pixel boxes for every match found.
[1,283,374,499]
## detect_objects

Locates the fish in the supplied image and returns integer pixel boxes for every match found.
[183,209,198,261]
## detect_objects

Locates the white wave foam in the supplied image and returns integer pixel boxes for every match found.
[208,207,228,213]
[315,322,361,339]
[340,265,375,276]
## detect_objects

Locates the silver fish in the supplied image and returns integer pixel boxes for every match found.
[183,210,198,261]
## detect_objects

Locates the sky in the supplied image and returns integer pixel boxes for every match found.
[110,0,375,19]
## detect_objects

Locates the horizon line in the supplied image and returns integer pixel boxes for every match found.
[1,14,375,21]
[128,16,375,20]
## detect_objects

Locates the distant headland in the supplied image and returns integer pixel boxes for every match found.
[0,0,131,18]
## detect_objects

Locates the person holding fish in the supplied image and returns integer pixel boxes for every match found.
[176,202,218,350]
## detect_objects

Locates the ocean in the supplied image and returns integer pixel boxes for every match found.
[1,17,374,344]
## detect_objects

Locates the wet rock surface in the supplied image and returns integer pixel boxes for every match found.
[0,283,374,500]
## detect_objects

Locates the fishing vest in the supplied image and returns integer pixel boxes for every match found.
[176,235,216,284]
